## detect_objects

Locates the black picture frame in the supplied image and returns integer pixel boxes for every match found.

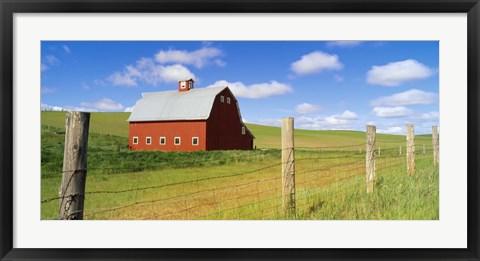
[1,0,479,260]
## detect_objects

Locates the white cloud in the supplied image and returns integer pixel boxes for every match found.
[82,83,91,91]
[155,47,224,68]
[41,103,65,111]
[68,107,99,112]
[124,106,135,112]
[41,103,98,112]
[411,111,439,122]
[108,72,138,87]
[108,58,195,87]
[372,106,412,118]
[206,80,292,99]
[167,65,196,82]
[377,126,403,134]
[80,98,124,111]
[296,110,358,130]
[371,89,438,106]
[323,116,350,129]
[337,110,358,120]
[295,103,320,115]
[296,116,315,125]
[326,41,363,47]
[365,115,439,135]
[291,51,343,76]
[258,118,282,127]
[108,46,220,87]
[41,64,48,71]
[410,120,440,135]
[62,45,71,53]
[367,59,434,86]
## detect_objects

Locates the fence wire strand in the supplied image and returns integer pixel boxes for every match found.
[42,138,438,220]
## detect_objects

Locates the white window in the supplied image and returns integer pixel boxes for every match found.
[242,126,246,135]
[146,137,152,145]
[174,137,181,145]
[181,82,186,89]
[192,137,199,146]
[220,96,224,102]
[189,81,193,89]
[160,137,166,145]
[133,136,138,144]
[227,97,231,104]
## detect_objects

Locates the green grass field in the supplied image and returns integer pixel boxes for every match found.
[41,111,438,220]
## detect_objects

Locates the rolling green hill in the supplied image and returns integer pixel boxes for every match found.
[42,111,431,148]
[42,111,130,137]
[41,111,431,148]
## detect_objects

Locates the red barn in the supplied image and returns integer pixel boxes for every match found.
[127,79,254,151]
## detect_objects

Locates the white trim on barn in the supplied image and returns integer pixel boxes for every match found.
[192,137,199,146]
[174,136,181,145]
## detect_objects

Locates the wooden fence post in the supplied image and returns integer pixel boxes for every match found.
[59,111,90,220]
[366,125,376,193]
[406,124,415,176]
[399,146,402,156]
[432,126,439,167]
[423,144,426,154]
[282,117,296,217]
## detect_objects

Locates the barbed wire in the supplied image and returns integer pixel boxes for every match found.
[85,175,282,219]
[42,162,282,204]
[296,142,366,150]
[81,159,403,219]
[41,150,282,176]
[42,140,439,220]
[90,162,281,195]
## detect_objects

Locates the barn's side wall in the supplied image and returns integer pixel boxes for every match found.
[128,121,206,151]
[206,89,254,150]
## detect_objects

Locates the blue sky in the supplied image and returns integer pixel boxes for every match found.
[41,41,439,134]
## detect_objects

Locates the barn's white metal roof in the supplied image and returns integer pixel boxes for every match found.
[127,86,227,122]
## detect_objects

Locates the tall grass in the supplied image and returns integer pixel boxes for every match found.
[296,157,438,220]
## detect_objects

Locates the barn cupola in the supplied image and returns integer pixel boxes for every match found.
[178,78,194,92]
